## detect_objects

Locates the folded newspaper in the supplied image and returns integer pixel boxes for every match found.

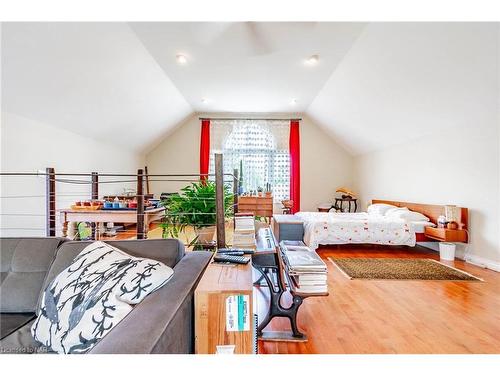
[280,240,328,293]
[280,241,327,272]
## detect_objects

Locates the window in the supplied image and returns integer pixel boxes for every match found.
[209,119,290,201]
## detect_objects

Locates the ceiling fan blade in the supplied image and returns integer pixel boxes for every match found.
[189,22,233,46]
[244,22,275,56]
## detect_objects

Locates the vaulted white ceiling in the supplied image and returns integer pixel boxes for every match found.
[1,22,498,155]
[130,22,365,112]
[307,22,499,155]
[1,22,192,153]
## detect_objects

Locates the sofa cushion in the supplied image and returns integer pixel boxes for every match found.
[32,241,175,354]
[0,313,36,340]
[0,317,52,354]
[0,238,64,313]
[88,250,212,354]
[36,238,184,312]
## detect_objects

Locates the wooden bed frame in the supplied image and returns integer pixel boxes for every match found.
[371,199,469,242]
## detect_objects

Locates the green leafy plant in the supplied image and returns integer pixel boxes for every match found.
[160,180,233,239]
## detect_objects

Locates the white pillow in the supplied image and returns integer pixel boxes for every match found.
[385,207,430,222]
[367,203,398,216]
[31,241,174,354]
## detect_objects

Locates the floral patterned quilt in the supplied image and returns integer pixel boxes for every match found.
[294,212,416,250]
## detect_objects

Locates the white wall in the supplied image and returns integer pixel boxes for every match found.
[145,114,200,195]
[145,114,354,212]
[300,115,353,211]
[0,112,145,236]
[307,23,499,156]
[354,127,500,266]
[351,24,500,268]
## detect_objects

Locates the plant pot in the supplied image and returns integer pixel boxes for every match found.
[194,225,216,244]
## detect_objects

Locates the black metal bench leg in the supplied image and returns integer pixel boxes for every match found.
[288,295,305,338]
[252,253,310,341]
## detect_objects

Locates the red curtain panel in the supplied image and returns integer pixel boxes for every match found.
[289,120,300,213]
[200,119,210,181]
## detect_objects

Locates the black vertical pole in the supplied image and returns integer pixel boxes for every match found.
[91,172,99,239]
[233,168,239,215]
[233,168,239,229]
[144,166,150,196]
[91,172,99,200]
[45,167,56,237]
[137,169,145,239]
[215,154,226,248]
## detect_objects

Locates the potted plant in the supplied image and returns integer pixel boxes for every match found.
[160,180,233,244]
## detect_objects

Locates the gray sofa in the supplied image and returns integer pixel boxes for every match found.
[0,237,212,354]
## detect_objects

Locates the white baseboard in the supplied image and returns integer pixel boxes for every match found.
[418,242,500,272]
[464,254,500,272]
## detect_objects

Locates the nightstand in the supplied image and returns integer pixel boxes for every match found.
[334,197,357,212]
[424,226,468,243]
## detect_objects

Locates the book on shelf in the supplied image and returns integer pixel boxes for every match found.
[233,232,256,241]
[233,214,256,248]
[280,240,310,249]
[233,235,256,248]
[232,242,257,249]
[280,240,328,294]
[292,273,328,282]
[281,251,327,272]
[289,275,328,293]
[234,215,255,232]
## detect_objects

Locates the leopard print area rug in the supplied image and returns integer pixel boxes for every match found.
[328,258,482,281]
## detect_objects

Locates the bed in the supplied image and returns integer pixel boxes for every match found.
[294,200,466,250]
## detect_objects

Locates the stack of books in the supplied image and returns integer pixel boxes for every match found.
[280,240,328,294]
[232,214,257,249]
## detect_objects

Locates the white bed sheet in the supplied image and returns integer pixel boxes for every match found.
[411,220,436,233]
[294,211,416,250]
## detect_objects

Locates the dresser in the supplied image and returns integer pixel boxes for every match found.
[237,195,273,222]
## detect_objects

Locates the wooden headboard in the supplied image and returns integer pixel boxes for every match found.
[371,199,468,229]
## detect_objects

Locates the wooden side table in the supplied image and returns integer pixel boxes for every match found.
[194,253,254,354]
[424,227,468,243]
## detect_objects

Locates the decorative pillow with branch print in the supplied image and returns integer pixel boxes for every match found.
[31,241,174,354]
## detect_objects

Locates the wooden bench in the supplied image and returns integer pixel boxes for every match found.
[252,228,328,342]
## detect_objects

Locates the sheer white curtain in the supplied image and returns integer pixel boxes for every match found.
[209,119,290,200]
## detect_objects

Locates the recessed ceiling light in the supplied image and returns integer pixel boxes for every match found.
[290,98,298,105]
[176,54,188,64]
[201,98,209,104]
[305,54,319,66]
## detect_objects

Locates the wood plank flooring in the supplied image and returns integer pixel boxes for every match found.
[257,245,500,354]
[101,224,500,354]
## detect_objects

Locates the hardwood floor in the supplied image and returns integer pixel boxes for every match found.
[102,225,500,353]
[256,245,500,354]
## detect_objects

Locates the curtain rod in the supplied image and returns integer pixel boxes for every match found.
[199,117,301,121]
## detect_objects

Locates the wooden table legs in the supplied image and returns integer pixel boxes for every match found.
[61,220,68,237]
